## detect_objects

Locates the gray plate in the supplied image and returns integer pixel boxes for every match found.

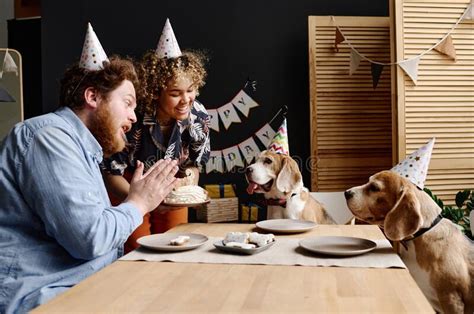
[213,240,275,255]
[299,236,377,256]
[137,233,208,252]
[256,219,316,234]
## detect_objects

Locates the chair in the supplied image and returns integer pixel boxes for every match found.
[309,191,355,225]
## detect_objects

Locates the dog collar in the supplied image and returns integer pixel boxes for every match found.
[264,198,287,207]
[400,214,443,248]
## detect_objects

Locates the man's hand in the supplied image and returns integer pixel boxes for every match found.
[125,159,178,216]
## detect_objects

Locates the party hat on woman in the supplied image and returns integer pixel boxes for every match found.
[155,18,182,59]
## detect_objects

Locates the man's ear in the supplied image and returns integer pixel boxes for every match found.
[383,186,423,241]
[276,156,302,194]
[84,87,99,109]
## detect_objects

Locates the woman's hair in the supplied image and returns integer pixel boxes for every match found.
[59,56,139,110]
[136,50,208,116]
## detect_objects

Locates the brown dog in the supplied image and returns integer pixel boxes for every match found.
[246,150,334,224]
[345,170,474,314]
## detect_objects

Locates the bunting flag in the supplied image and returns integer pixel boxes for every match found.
[222,146,245,171]
[331,1,471,88]
[267,119,289,155]
[217,102,241,129]
[231,89,259,117]
[399,57,421,85]
[206,151,224,174]
[1,50,18,79]
[238,137,260,163]
[255,123,276,147]
[434,35,457,60]
[334,28,345,52]
[349,49,361,75]
[0,85,15,102]
[371,63,384,89]
[463,0,473,20]
[207,109,219,132]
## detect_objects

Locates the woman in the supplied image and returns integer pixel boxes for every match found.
[102,48,210,253]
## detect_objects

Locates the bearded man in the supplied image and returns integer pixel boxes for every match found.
[0,52,179,313]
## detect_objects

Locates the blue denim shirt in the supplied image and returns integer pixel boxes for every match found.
[0,107,143,313]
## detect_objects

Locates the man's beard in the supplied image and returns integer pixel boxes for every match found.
[89,101,126,157]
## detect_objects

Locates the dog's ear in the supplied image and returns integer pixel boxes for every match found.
[276,156,302,194]
[383,185,423,241]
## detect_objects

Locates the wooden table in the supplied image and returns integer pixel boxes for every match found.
[32,224,434,313]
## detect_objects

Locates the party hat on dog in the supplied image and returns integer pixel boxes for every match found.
[79,23,109,71]
[267,118,289,155]
[155,18,182,59]
[391,138,435,189]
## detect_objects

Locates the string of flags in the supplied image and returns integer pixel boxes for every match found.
[332,0,473,87]
[205,107,288,173]
[0,49,19,102]
[207,83,259,132]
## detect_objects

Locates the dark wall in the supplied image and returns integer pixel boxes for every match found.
[42,1,388,201]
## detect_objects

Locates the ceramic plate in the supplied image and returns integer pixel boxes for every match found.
[256,219,316,234]
[299,236,377,256]
[137,233,208,252]
[213,240,276,255]
[162,199,210,207]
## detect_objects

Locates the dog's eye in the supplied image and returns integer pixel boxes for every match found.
[368,184,380,192]
[263,158,272,164]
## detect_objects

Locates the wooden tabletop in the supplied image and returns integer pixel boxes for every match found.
[32,223,434,313]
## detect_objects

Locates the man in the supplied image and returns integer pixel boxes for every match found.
[0,24,178,313]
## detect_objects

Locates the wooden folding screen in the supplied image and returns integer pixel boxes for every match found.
[395,0,474,204]
[309,16,394,191]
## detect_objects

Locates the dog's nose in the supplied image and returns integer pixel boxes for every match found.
[246,167,253,174]
[344,190,353,200]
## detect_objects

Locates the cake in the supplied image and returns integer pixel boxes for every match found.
[164,185,209,204]
[169,235,190,246]
[222,232,275,248]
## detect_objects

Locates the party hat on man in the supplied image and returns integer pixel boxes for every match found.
[155,18,182,59]
[79,23,109,71]
[267,118,289,155]
[391,138,435,189]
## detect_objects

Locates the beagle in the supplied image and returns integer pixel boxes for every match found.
[345,170,474,314]
[245,150,335,224]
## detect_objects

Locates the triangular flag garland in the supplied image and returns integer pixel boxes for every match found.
[2,50,18,77]
[433,35,457,61]
[391,138,435,189]
[206,151,224,174]
[334,28,345,52]
[79,23,109,71]
[370,63,384,89]
[398,57,420,85]
[222,146,245,172]
[238,137,260,163]
[0,85,15,102]
[231,89,259,117]
[349,49,361,76]
[255,123,276,148]
[331,1,472,87]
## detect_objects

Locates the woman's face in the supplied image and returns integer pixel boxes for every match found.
[157,74,196,122]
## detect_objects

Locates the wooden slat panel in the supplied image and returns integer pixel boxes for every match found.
[309,16,393,191]
[396,0,474,205]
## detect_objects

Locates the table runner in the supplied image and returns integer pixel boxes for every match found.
[120,237,406,269]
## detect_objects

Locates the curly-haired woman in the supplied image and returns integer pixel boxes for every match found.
[102,19,211,253]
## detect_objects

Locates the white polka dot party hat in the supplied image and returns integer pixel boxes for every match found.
[391,138,435,189]
[267,118,289,155]
[79,23,109,71]
[155,18,182,59]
